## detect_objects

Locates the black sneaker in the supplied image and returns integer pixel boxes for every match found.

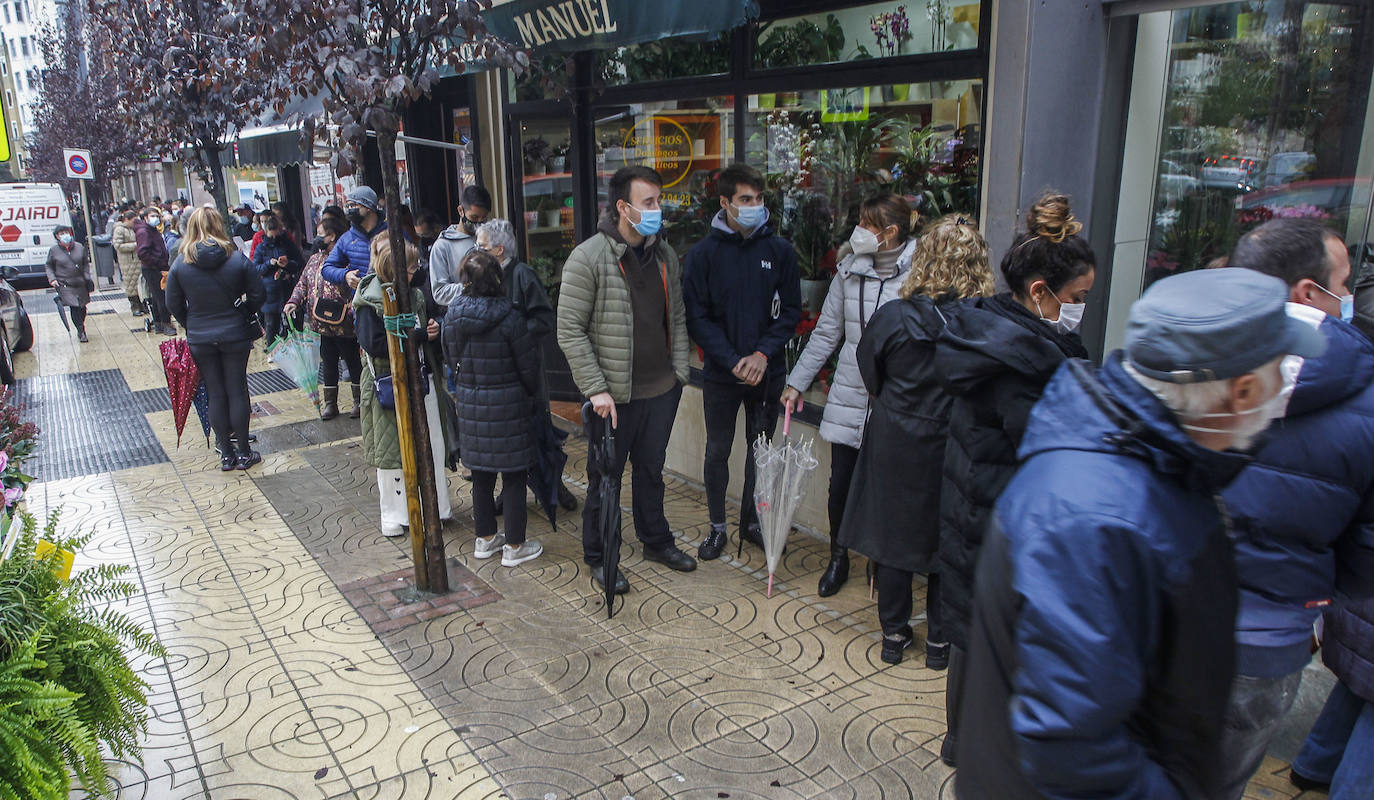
[880,628,914,665]
[1288,769,1329,793]
[235,450,262,470]
[643,544,697,572]
[589,565,629,594]
[925,641,950,671]
[219,452,237,472]
[740,523,765,550]
[697,528,727,561]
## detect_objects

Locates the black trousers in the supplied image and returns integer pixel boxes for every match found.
[582,382,682,564]
[263,312,283,346]
[875,565,945,642]
[701,377,781,529]
[189,340,253,453]
[828,442,861,541]
[472,469,528,545]
[319,334,362,386]
[69,305,88,333]
[942,643,966,766]
[141,266,168,325]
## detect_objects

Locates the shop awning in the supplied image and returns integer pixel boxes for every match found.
[484,0,757,54]
[234,93,327,168]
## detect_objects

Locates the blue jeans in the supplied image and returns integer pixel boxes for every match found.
[1292,680,1374,798]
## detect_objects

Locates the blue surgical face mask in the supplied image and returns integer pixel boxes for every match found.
[1317,282,1355,323]
[626,204,661,237]
[730,202,768,230]
[57,233,73,245]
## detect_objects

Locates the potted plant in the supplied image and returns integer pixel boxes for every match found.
[537,195,563,228]
[523,137,551,176]
[549,140,570,173]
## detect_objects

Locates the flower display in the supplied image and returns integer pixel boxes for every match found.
[870,5,912,58]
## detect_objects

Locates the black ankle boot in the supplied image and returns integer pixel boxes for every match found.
[817,540,849,597]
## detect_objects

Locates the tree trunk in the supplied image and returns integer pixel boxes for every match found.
[376,123,449,595]
[201,143,230,222]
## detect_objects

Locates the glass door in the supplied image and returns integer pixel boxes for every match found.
[510,115,577,284]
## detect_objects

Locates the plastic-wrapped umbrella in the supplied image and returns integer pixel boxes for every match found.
[192,381,211,447]
[527,408,569,529]
[582,401,621,619]
[267,315,322,411]
[158,338,202,447]
[751,406,818,597]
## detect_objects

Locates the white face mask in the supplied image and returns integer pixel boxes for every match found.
[849,226,880,256]
[1036,286,1085,334]
[1179,369,1297,449]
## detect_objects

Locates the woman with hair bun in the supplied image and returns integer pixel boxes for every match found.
[782,192,919,598]
[933,192,1096,765]
[837,214,995,669]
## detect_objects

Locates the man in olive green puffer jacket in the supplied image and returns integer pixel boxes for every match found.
[557,166,697,593]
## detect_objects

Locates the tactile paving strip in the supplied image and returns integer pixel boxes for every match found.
[130,368,299,413]
[27,291,128,314]
[14,369,169,480]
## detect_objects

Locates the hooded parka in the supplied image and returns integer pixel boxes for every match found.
[441,295,541,473]
[785,240,915,448]
[164,243,265,344]
[935,292,1088,649]
[836,293,958,570]
[429,224,476,308]
[957,355,1252,800]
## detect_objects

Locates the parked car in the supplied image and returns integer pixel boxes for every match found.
[1200,155,1262,192]
[0,265,34,386]
[1262,151,1317,188]
[0,183,75,290]
[1237,177,1370,225]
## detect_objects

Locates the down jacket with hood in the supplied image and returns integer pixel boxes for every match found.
[957,354,1252,800]
[164,243,265,344]
[1322,598,1374,704]
[935,292,1088,649]
[785,239,915,448]
[322,218,387,286]
[1225,308,1374,678]
[683,210,802,385]
[441,294,541,473]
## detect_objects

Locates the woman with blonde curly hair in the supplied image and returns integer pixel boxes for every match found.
[837,213,995,669]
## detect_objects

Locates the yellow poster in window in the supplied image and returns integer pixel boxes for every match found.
[821,87,870,123]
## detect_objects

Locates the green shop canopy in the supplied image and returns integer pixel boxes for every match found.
[484,0,757,54]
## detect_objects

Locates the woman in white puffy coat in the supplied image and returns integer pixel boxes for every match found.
[782,193,916,597]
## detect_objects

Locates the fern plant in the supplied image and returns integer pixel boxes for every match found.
[0,510,164,799]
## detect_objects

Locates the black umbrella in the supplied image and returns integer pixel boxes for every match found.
[51,295,70,332]
[527,407,569,528]
[582,401,621,619]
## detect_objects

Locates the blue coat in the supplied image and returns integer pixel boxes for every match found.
[251,234,305,314]
[322,220,387,286]
[1225,313,1374,678]
[957,354,1252,800]
[682,212,802,384]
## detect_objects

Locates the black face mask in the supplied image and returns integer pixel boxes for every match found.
[420,235,437,248]
[346,209,364,226]
[312,236,326,251]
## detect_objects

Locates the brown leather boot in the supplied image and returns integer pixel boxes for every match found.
[348,383,361,419]
[320,385,339,420]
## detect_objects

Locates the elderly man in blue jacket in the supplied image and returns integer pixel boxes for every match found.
[957,268,1327,799]
[1211,218,1374,798]
[322,186,388,289]
[682,163,801,561]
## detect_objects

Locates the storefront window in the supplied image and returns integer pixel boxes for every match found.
[591,95,736,260]
[226,168,280,211]
[453,108,478,191]
[1144,2,1374,288]
[516,118,576,302]
[742,79,983,405]
[596,35,731,86]
[754,1,981,68]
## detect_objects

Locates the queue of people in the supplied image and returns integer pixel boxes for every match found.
[139,161,1374,796]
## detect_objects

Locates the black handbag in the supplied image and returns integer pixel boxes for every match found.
[311,297,348,326]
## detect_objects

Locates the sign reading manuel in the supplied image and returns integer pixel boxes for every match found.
[485,0,757,54]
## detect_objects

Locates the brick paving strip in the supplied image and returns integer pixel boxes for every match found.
[339,558,501,635]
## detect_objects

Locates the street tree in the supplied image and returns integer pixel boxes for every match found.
[85,0,263,215]
[233,0,525,593]
[29,6,145,206]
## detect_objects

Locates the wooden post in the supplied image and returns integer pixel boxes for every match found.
[377,123,449,595]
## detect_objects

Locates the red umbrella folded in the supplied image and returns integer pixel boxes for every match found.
[159,339,201,447]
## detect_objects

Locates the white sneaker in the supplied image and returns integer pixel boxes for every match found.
[474,533,506,559]
[501,540,543,567]
[381,523,406,538]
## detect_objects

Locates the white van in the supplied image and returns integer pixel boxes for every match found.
[0,183,74,289]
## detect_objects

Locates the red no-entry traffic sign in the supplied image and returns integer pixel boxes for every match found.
[63,148,93,180]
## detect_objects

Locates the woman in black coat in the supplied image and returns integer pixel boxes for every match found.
[252,213,305,346]
[164,207,266,471]
[932,193,1096,767]
[838,215,995,669]
[442,250,543,568]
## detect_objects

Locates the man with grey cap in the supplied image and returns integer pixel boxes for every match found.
[955,267,1326,800]
[322,186,388,290]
